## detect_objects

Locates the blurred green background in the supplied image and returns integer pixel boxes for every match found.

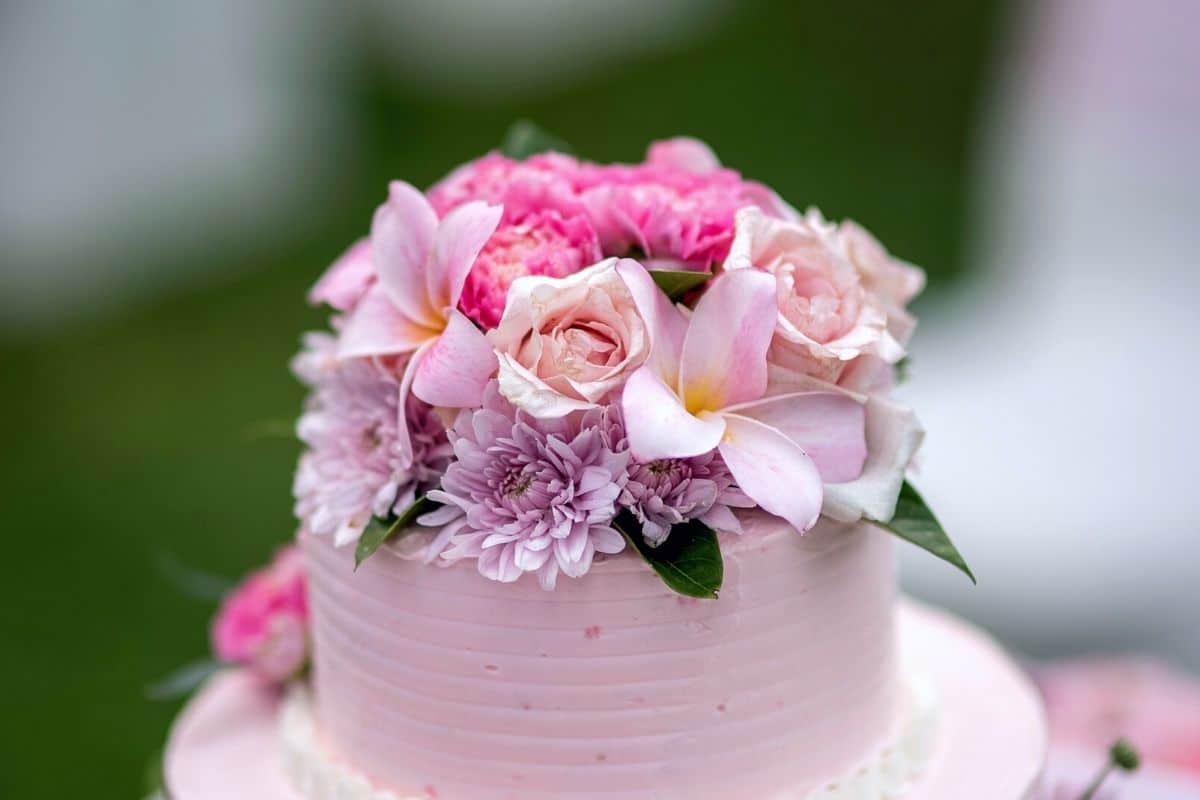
[0,1,1003,796]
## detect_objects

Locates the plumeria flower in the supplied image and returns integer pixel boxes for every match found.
[620,267,868,533]
[337,181,503,464]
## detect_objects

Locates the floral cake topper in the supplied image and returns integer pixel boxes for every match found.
[292,124,972,597]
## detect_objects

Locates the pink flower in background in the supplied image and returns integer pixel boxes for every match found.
[620,267,867,533]
[211,546,309,683]
[426,383,629,590]
[727,207,905,386]
[308,238,375,313]
[337,181,502,453]
[292,333,452,545]
[488,259,653,418]
[1037,658,1200,776]
[458,210,601,328]
[622,450,753,545]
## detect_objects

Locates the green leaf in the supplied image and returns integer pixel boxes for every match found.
[615,512,724,598]
[874,481,975,583]
[648,269,712,299]
[153,550,234,603]
[499,120,572,160]
[354,495,439,570]
[894,356,911,385]
[145,659,224,701]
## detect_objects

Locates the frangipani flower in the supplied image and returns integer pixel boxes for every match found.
[337,181,503,464]
[620,268,868,533]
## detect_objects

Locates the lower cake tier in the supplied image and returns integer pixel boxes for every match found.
[163,602,1047,799]
[301,513,903,799]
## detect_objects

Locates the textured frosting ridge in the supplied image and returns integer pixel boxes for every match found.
[301,512,901,799]
[279,675,937,800]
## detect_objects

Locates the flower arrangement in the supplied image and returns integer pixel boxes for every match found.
[293,126,973,597]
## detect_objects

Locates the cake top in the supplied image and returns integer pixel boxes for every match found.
[291,127,971,598]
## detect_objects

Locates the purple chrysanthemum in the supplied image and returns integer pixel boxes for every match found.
[291,333,451,546]
[621,450,754,546]
[427,383,629,590]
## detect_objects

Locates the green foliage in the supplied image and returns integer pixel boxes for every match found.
[616,513,724,599]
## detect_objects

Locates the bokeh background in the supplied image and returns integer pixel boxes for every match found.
[2,0,1198,797]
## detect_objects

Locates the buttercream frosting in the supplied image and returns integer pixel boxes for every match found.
[301,512,902,799]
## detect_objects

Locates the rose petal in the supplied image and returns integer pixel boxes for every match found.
[412,309,498,408]
[430,200,503,312]
[646,137,722,174]
[372,181,441,329]
[727,391,867,483]
[337,284,437,359]
[621,367,725,460]
[495,353,595,418]
[679,269,777,411]
[822,395,924,523]
[718,413,824,533]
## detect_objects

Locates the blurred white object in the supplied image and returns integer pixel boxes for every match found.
[900,0,1200,668]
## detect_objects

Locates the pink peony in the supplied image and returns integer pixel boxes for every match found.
[425,383,629,590]
[488,258,653,418]
[211,546,309,682]
[1036,658,1200,776]
[427,152,586,222]
[576,138,784,269]
[458,209,601,329]
[727,207,905,386]
[292,333,452,546]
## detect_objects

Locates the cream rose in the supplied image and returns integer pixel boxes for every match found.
[488,258,651,417]
[726,207,905,385]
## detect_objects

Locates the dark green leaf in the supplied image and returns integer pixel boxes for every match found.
[354,496,439,570]
[873,481,975,583]
[615,512,724,598]
[648,269,712,299]
[499,120,572,160]
[894,356,911,385]
[145,659,224,701]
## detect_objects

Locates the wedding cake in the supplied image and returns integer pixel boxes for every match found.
[163,133,1046,799]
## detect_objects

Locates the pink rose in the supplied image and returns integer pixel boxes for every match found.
[211,545,309,683]
[458,209,601,329]
[1036,658,1200,776]
[487,258,652,418]
[727,206,905,385]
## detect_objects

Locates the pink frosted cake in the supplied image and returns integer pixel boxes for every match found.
[163,132,1046,799]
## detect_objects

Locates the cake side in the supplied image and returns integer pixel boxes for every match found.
[302,512,900,800]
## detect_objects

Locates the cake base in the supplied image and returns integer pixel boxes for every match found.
[164,600,1046,799]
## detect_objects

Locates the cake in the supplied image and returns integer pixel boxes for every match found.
[162,131,1047,799]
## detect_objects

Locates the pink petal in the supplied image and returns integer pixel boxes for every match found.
[621,367,725,460]
[393,339,435,468]
[727,391,867,483]
[615,257,687,386]
[430,201,503,312]
[308,238,374,311]
[823,396,924,524]
[495,353,595,418]
[372,181,441,329]
[718,413,823,533]
[412,310,497,408]
[679,269,777,411]
[337,284,436,359]
[646,137,721,173]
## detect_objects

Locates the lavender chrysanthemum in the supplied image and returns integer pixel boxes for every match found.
[291,333,451,546]
[427,383,629,590]
[621,450,754,546]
